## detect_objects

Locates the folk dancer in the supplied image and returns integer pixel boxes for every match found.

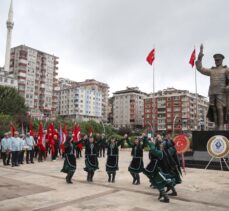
[126,134,145,185]
[83,135,99,182]
[61,136,81,184]
[105,137,123,183]
[161,134,182,196]
[143,134,171,203]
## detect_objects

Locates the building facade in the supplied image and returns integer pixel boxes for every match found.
[113,87,147,128]
[9,45,59,118]
[0,67,17,88]
[144,87,212,133]
[107,97,114,124]
[58,79,109,122]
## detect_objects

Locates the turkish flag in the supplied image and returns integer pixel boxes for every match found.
[146,48,155,65]
[189,49,196,68]
[29,121,34,136]
[37,122,46,152]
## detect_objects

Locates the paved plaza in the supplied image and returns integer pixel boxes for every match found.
[0,150,228,211]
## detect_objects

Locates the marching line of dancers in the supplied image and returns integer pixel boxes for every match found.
[61,133,182,203]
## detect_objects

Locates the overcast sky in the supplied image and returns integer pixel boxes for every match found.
[1,0,229,97]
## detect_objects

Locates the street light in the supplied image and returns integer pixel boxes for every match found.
[172,114,178,136]
[100,120,106,135]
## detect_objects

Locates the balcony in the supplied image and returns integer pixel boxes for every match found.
[18,72,26,78]
[19,56,27,60]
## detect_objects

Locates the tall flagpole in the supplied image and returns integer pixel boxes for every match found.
[146,47,156,136]
[189,47,198,130]
[153,59,155,94]
[152,46,156,135]
[195,65,198,130]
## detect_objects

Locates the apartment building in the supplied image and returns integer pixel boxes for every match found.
[58,79,109,122]
[9,45,59,118]
[144,87,212,133]
[113,87,147,128]
[0,67,17,88]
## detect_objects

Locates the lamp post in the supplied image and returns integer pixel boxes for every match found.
[100,120,106,135]
[172,114,178,136]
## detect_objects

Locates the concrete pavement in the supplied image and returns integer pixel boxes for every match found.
[0,150,228,211]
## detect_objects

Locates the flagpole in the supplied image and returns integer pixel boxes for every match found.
[152,46,155,135]
[193,46,198,131]
[195,66,198,130]
[153,61,155,94]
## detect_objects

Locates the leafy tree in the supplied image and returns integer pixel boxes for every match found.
[0,114,15,137]
[0,86,27,117]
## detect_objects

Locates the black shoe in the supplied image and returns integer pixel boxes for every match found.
[168,191,177,196]
[166,186,171,193]
[158,191,170,203]
[132,178,136,184]
[160,197,170,203]
[90,172,94,182]
[66,175,69,183]
[108,176,111,182]
[135,180,140,185]
[135,175,140,185]
[87,173,90,182]
[166,186,177,196]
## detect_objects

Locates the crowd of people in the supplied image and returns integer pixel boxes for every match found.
[0,128,182,203]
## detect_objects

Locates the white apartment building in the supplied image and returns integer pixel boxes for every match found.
[113,87,147,128]
[0,67,17,88]
[58,79,109,122]
[9,45,59,118]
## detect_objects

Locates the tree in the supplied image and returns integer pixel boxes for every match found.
[0,86,27,116]
[0,114,15,137]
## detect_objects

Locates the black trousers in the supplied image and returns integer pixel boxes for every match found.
[99,147,106,157]
[38,149,45,162]
[76,147,82,158]
[52,145,59,160]
[18,150,25,164]
[26,150,34,163]
[34,146,38,158]
[1,152,10,165]
[12,151,19,166]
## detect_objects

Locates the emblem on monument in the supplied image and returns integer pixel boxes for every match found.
[207,135,229,158]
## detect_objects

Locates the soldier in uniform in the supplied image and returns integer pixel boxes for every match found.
[126,134,145,185]
[18,134,26,164]
[196,44,229,130]
[10,132,21,167]
[1,133,11,165]
[25,132,35,164]
[105,137,123,183]
[99,133,107,158]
